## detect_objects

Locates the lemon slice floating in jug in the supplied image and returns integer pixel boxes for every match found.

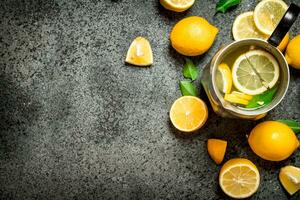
[216,63,232,94]
[232,50,279,95]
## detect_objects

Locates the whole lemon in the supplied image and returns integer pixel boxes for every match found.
[170,16,219,56]
[285,34,300,69]
[277,33,289,52]
[248,121,299,161]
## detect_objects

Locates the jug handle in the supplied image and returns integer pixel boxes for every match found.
[268,3,300,47]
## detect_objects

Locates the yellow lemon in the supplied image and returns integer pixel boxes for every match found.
[248,121,299,161]
[285,34,300,69]
[279,166,300,195]
[207,139,227,164]
[160,0,195,12]
[125,37,153,66]
[277,33,289,52]
[219,158,260,199]
[170,16,218,56]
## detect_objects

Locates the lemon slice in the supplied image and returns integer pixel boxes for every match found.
[224,93,250,106]
[216,63,233,94]
[160,0,195,12]
[125,37,153,66]
[169,96,208,133]
[231,91,253,101]
[219,158,260,199]
[232,50,279,95]
[232,12,268,41]
[254,0,288,35]
[279,166,300,195]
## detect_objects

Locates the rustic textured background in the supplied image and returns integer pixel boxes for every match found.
[0,0,299,199]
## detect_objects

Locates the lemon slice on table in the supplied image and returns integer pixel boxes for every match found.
[254,0,288,35]
[160,0,195,12]
[219,158,260,199]
[232,50,279,95]
[232,12,268,41]
[279,166,300,195]
[216,63,232,94]
[125,37,153,66]
[169,96,208,133]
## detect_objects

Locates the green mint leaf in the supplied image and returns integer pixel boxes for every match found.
[179,81,198,96]
[246,87,277,109]
[277,119,300,133]
[182,58,198,81]
[216,0,241,13]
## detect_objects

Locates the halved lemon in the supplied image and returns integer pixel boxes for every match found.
[279,165,300,195]
[125,37,153,66]
[232,50,279,95]
[219,158,260,199]
[160,0,195,12]
[216,63,232,94]
[232,12,268,41]
[253,0,288,35]
[169,96,208,132]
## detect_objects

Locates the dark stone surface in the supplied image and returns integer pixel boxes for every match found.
[0,0,299,199]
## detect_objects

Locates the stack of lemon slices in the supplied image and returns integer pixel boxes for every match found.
[232,0,289,52]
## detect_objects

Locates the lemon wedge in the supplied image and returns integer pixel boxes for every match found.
[216,63,232,94]
[160,0,195,12]
[232,50,279,95]
[219,158,260,199]
[207,139,227,165]
[125,37,153,66]
[232,11,268,41]
[279,166,300,195]
[253,0,288,35]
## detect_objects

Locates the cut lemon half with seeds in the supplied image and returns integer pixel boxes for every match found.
[169,96,208,133]
[279,165,300,195]
[219,158,260,199]
[125,37,153,66]
[254,0,288,35]
[160,0,195,12]
[232,50,279,95]
[216,63,232,94]
[232,11,268,41]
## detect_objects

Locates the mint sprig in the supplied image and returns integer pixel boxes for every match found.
[216,0,241,13]
[246,87,277,108]
[180,81,198,96]
[182,58,198,81]
[277,119,300,133]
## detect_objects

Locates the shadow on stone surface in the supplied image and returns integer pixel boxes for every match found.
[0,73,40,158]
